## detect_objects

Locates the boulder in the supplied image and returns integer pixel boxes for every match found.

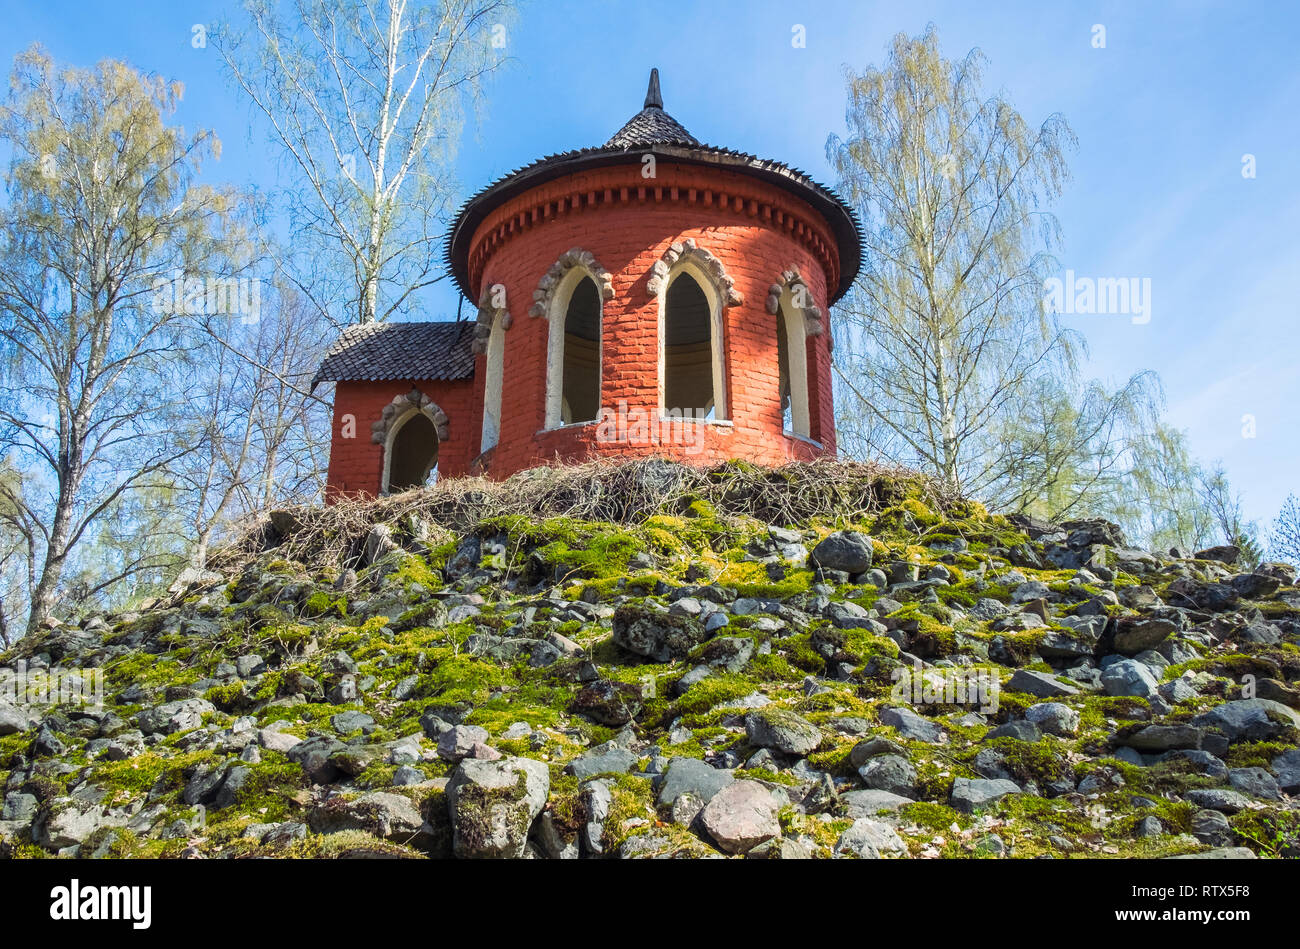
[810,531,874,574]
[834,818,907,858]
[612,606,709,662]
[446,757,550,859]
[699,780,783,854]
[1100,660,1159,698]
[950,777,1020,813]
[1113,617,1177,655]
[656,757,734,808]
[745,708,822,755]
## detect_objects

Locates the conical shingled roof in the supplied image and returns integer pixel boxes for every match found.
[604,68,699,148]
[446,69,863,304]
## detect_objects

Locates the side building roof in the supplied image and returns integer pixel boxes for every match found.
[311,320,475,389]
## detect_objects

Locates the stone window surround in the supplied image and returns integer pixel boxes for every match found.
[373,388,450,495]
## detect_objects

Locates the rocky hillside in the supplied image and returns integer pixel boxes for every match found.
[1,459,1297,860]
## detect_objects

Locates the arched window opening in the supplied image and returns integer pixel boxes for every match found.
[555,276,601,425]
[481,317,505,452]
[385,411,439,493]
[663,271,722,420]
[778,295,811,437]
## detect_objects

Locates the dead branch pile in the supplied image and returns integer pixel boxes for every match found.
[212,457,960,571]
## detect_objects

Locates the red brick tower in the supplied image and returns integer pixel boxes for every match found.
[318,69,862,498]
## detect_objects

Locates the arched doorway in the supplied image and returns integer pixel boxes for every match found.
[384,410,440,493]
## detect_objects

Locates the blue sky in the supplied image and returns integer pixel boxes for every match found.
[2,0,1297,533]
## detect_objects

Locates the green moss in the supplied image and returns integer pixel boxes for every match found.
[303,590,348,618]
[898,801,970,833]
[672,673,759,721]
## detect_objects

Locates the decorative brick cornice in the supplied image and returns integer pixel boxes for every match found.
[464,165,841,301]
[528,248,615,319]
[647,238,743,306]
[370,388,450,445]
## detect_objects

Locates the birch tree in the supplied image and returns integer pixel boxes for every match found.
[827,25,1077,494]
[0,47,238,634]
[214,0,513,326]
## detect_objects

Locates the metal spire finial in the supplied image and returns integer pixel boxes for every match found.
[644,68,663,109]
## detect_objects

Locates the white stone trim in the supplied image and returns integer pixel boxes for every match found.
[529,248,614,319]
[480,317,505,452]
[776,287,812,438]
[647,238,743,307]
[656,260,728,421]
[471,283,511,355]
[380,397,446,494]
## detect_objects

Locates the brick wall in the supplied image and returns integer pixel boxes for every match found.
[466,160,840,478]
[326,376,477,501]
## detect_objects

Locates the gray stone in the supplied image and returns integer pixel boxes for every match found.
[745,708,822,755]
[1158,678,1199,704]
[810,531,874,574]
[656,757,734,808]
[1186,789,1252,814]
[259,724,302,753]
[1024,702,1079,736]
[136,698,215,735]
[330,710,375,733]
[612,605,709,663]
[879,706,946,743]
[570,679,643,726]
[437,724,490,762]
[1,792,38,823]
[848,736,906,767]
[566,745,638,780]
[446,756,550,858]
[1122,724,1202,751]
[286,735,347,784]
[0,704,33,736]
[308,790,427,844]
[37,801,122,849]
[1137,815,1164,838]
[950,777,1020,813]
[834,818,907,858]
[857,754,916,798]
[699,780,783,854]
[1193,699,1300,743]
[986,720,1041,742]
[1100,660,1159,698]
[1113,617,1177,655]
[840,789,913,817]
[1228,766,1281,801]
[1271,748,1300,793]
[698,636,754,673]
[1189,808,1234,845]
[1007,669,1080,698]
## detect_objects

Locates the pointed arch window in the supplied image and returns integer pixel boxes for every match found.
[545,272,602,428]
[661,269,725,420]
